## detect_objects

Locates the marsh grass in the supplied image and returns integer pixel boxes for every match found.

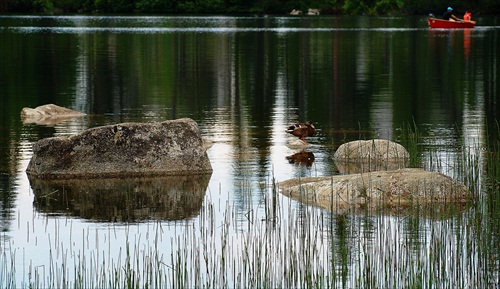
[398,121,421,168]
[1,124,499,288]
[2,178,499,288]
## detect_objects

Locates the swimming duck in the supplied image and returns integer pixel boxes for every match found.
[286,120,315,140]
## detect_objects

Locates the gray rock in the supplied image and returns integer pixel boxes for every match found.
[287,139,310,149]
[26,118,212,178]
[307,8,320,15]
[21,104,85,125]
[278,168,469,212]
[334,139,409,173]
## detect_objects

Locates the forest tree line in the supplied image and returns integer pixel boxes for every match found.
[1,0,499,15]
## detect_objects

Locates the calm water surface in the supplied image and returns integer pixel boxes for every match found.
[0,15,499,287]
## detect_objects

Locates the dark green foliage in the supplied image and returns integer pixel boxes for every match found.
[372,0,401,15]
[33,0,53,12]
[342,0,368,14]
[135,0,177,13]
[94,0,135,12]
[52,0,94,12]
[0,0,499,15]
[254,0,289,14]
[2,0,37,12]
[177,0,224,13]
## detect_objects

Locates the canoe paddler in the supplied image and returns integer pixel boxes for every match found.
[442,7,461,22]
[463,11,472,21]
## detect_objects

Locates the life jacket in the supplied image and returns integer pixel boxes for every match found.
[464,12,472,21]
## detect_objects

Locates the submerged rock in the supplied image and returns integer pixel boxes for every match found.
[278,168,469,212]
[334,139,409,173]
[26,118,212,178]
[21,104,85,125]
[287,138,310,149]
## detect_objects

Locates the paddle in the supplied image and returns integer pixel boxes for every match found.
[459,20,476,25]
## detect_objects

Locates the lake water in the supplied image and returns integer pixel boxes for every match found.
[1,15,499,288]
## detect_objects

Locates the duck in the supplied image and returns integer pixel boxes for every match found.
[286,120,316,140]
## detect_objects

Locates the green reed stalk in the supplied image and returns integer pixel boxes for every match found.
[4,132,500,289]
[398,120,421,168]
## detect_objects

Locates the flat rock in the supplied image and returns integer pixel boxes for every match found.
[21,104,85,125]
[278,168,469,212]
[287,139,310,149]
[26,118,212,178]
[308,8,320,15]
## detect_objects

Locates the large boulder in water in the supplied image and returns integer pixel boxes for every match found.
[334,139,409,173]
[26,118,212,178]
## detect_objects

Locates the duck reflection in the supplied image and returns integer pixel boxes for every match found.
[286,150,315,167]
[29,174,211,222]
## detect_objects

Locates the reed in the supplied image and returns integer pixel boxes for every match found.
[1,124,499,288]
[398,120,421,168]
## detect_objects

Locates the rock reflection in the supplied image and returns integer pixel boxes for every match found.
[286,150,315,167]
[29,174,211,222]
[21,115,84,126]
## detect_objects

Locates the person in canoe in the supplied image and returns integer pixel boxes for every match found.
[463,11,472,21]
[442,7,461,21]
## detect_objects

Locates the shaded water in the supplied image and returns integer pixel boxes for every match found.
[0,15,499,287]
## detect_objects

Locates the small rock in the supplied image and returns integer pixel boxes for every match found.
[21,104,85,125]
[308,8,320,15]
[334,139,409,173]
[288,138,310,149]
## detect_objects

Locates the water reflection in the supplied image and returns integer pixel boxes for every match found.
[21,114,85,126]
[286,149,315,167]
[0,174,15,235]
[30,174,210,221]
[1,15,499,287]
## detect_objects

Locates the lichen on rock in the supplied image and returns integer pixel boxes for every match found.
[334,139,409,173]
[278,168,469,212]
[26,118,212,178]
[21,104,85,125]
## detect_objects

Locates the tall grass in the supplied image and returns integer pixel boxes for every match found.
[1,123,499,288]
[2,174,499,288]
[398,120,421,168]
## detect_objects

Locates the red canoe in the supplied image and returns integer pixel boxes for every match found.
[428,17,476,29]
